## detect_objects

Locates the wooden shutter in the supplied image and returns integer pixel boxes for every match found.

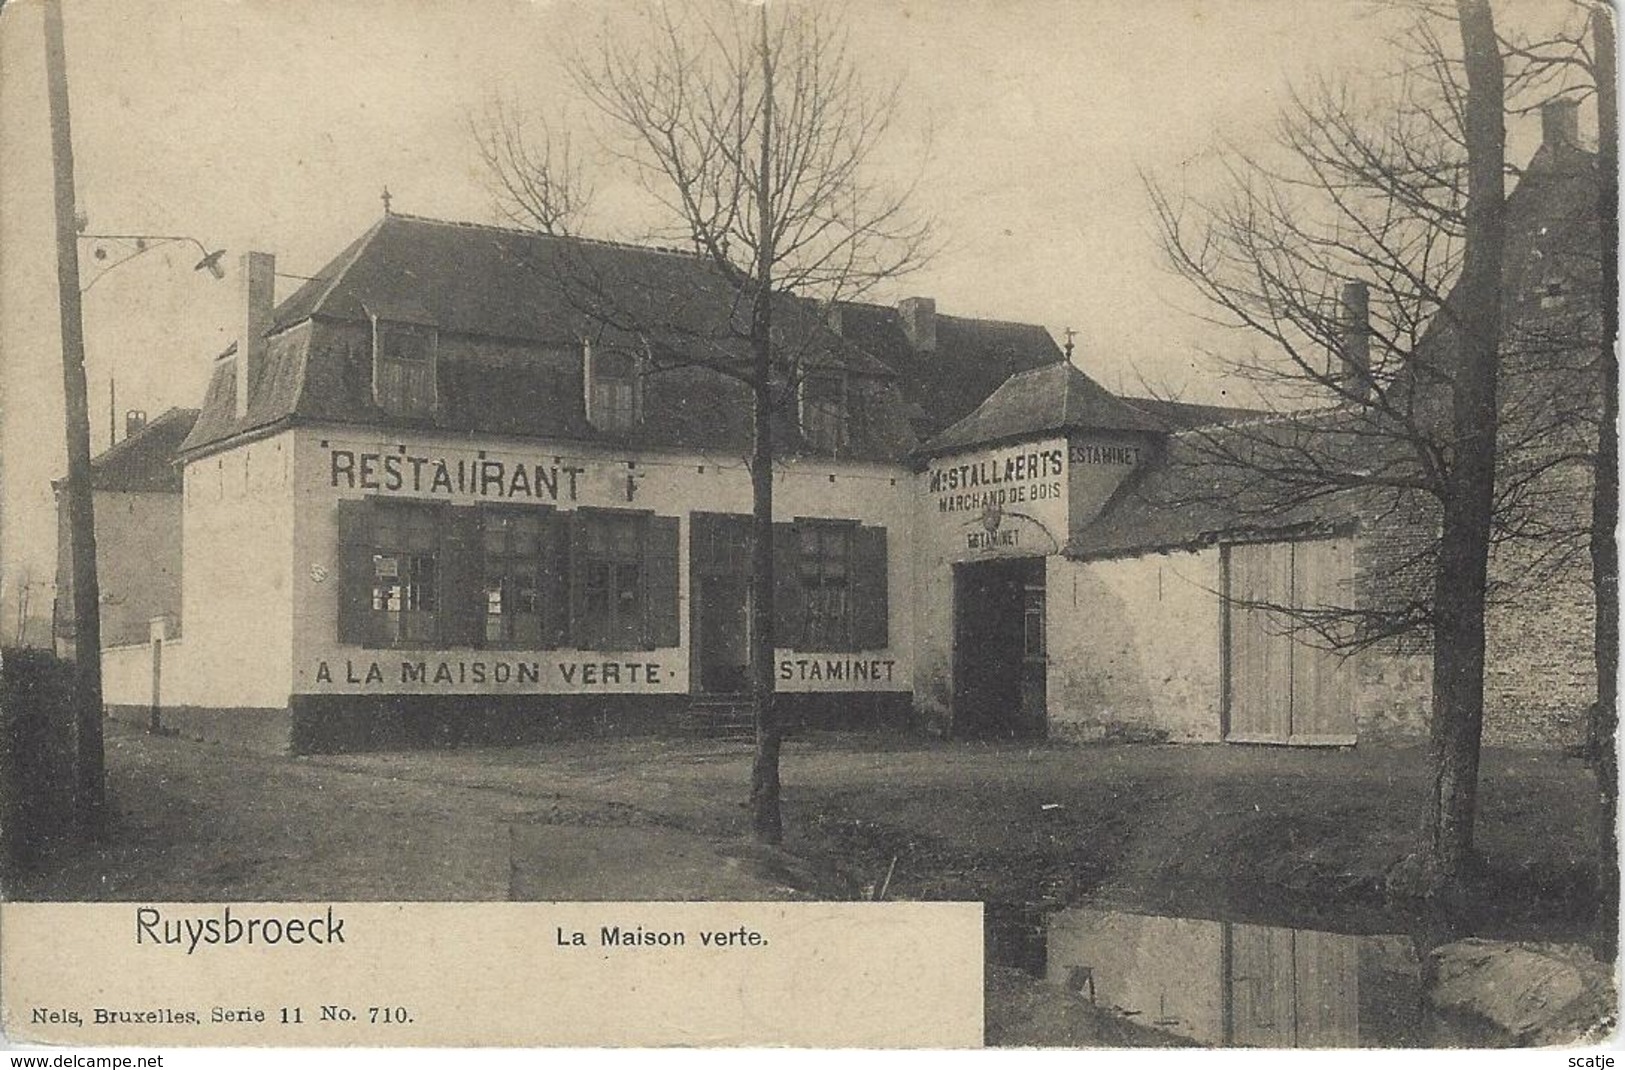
[539,508,569,649]
[568,510,589,648]
[773,522,804,650]
[645,515,680,649]
[851,524,889,650]
[335,499,373,646]
[439,505,483,648]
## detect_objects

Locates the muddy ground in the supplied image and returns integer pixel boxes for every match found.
[5,723,1611,1045]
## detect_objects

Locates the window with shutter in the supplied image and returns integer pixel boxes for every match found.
[365,499,443,646]
[480,506,560,648]
[585,343,641,433]
[798,521,855,651]
[799,372,848,453]
[373,319,438,418]
[573,510,646,651]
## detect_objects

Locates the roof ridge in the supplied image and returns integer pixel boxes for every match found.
[91,406,197,466]
[385,212,705,260]
[1165,402,1343,438]
[935,311,1054,332]
[302,214,392,321]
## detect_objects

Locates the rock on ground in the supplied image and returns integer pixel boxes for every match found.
[1429,938,1617,1046]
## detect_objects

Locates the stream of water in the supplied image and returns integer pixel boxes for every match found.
[985,902,1516,1047]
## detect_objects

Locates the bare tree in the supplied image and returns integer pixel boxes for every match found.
[477,0,931,842]
[1142,0,1613,890]
[474,101,597,236]
[1430,0,1506,889]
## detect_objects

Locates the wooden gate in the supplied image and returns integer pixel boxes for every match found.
[1223,539,1354,745]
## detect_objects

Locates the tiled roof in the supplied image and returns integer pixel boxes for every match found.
[180,215,913,461]
[1120,395,1265,430]
[1066,414,1373,560]
[828,301,1061,438]
[79,408,198,492]
[921,359,1167,456]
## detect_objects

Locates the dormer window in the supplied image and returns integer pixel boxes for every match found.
[800,371,849,454]
[372,317,438,418]
[585,342,641,434]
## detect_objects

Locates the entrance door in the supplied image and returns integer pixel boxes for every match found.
[691,513,755,696]
[697,574,750,694]
[1224,540,1355,744]
[954,557,1046,738]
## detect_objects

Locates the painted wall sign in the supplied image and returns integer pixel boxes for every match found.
[1067,432,1150,532]
[327,447,644,504]
[967,527,1020,551]
[777,657,899,684]
[1069,442,1142,466]
[927,446,1066,514]
[311,657,670,691]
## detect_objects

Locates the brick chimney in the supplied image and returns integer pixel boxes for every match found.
[235,251,275,419]
[1541,98,1580,150]
[898,296,936,353]
[1339,280,1372,403]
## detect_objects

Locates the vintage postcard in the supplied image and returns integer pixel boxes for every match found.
[0,0,1616,1057]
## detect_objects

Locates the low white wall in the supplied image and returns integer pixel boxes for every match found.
[1046,550,1223,741]
[102,641,152,707]
[102,637,186,710]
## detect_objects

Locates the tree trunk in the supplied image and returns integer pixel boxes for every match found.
[748,363,782,844]
[1587,3,1618,959]
[748,4,783,845]
[1425,0,1505,887]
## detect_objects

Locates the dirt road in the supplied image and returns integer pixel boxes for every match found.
[9,724,1602,943]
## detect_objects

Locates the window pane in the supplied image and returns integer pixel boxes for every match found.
[382,324,432,363]
[578,514,646,649]
[796,523,854,649]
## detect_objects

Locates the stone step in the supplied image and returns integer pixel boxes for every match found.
[687,699,755,739]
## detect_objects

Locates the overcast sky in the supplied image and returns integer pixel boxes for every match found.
[0,0,1582,637]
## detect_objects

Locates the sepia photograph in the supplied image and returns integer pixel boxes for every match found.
[0,0,1617,1052]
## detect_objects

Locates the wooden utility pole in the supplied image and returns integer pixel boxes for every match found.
[44,0,106,835]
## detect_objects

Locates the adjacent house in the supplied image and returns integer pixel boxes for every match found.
[54,407,197,657]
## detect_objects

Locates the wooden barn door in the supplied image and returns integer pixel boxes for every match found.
[1288,540,1355,744]
[1225,542,1295,742]
[1224,539,1354,745]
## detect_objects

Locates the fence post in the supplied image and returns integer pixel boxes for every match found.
[148,617,166,734]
